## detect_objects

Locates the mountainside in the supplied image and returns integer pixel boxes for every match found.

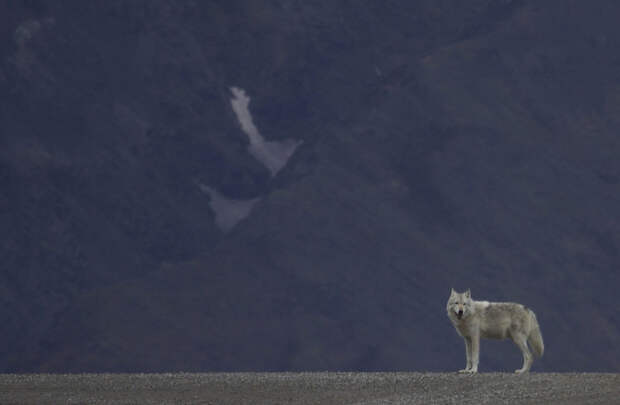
[1,0,619,372]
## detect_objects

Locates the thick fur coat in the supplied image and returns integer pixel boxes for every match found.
[447,289,544,373]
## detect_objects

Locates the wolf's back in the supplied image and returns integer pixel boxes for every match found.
[528,310,544,357]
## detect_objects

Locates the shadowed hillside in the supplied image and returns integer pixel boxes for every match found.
[1,0,619,372]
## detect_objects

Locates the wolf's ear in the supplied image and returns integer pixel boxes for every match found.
[464,289,471,298]
[450,288,456,296]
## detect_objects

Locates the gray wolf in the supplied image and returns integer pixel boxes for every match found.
[446,289,544,373]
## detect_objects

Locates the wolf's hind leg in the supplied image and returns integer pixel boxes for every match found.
[459,336,472,372]
[512,333,533,374]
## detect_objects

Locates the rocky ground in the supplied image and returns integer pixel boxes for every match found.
[0,372,618,404]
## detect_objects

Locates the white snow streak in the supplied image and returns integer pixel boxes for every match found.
[198,183,259,232]
[230,86,302,176]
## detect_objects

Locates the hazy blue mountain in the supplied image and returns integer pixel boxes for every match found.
[1,0,619,372]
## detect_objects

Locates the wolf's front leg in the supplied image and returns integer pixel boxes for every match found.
[458,336,473,373]
[469,333,480,373]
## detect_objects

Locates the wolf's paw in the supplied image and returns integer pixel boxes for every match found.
[458,369,476,373]
[514,369,529,374]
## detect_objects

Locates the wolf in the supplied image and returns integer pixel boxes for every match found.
[446,289,544,373]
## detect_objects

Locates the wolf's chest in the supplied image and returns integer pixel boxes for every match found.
[450,318,474,336]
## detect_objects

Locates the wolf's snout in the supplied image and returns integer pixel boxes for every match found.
[456,309,463,319]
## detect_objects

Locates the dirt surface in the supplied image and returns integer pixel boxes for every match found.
[0,372,618,404]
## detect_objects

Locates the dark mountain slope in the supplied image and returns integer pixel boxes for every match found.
[1,0,619,371]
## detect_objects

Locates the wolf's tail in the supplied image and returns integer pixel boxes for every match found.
[527,310,544,358]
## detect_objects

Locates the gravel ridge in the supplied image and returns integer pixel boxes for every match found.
[1,372,618,404]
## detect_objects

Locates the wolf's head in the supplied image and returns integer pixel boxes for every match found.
[447,288,473,320]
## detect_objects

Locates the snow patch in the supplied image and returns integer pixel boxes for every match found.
[14,18,54,47]
[230,86,302,176]
[198,183,259,232]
